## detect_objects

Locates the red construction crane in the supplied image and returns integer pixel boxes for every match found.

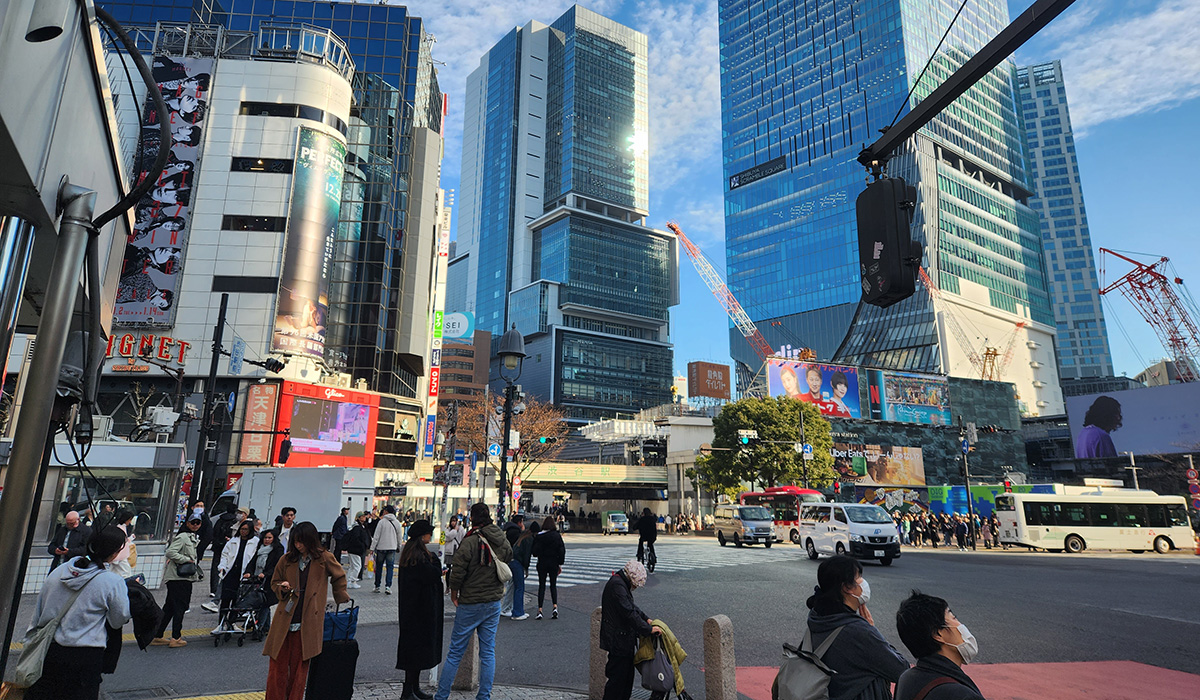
[666,222,813,362]
[1099,249,1200,382]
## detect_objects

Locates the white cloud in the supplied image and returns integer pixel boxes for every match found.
[1039,0,1200,133]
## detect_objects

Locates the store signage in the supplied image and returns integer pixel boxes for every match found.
[105,333,191,365]
[687,361,730,400]
[728,155,786,191]
[428,367,440,397]
[239,383,279,464]
[111,364,150,373]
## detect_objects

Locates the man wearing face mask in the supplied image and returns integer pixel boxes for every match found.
[893,591,985,699]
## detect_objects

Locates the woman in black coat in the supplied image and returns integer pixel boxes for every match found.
[396,520,442,700]
[531,516,566,620]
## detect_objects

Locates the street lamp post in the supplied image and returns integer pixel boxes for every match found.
[1122,451,1141,490]
[495,326,526,523]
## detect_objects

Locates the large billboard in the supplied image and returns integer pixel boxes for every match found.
[1066,382,1200,457]
[688,361,731,400]
[273,127,347,359]
[865,369,952,425]
[238,383,279,464]
[832,443,926,485]
[115,56,213,327]
[768,359,861,418]
[273,381,379,468]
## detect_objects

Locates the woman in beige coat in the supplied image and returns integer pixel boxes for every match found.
[262,521,349,700]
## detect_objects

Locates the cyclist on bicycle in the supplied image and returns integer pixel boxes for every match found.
[635,508,657,572]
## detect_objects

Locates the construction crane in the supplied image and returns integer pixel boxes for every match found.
[1099,249,1200,382]
[918,267,1026,381]
[666,222,814,368]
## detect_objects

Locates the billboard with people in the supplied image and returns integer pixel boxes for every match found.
[831,443,926,485]
[1066,382,1200,457]
[767,359,861,418]
[865,369,952,425]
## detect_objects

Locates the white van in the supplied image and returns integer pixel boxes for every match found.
[797,503,901,565]
[713,504,775,547]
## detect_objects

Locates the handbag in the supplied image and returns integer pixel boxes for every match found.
[176,561,198,578]
[773,625,844,700]
[637,637,675,694]
[0,681,27,700]
[323,599,358,641]
[480,540,512,583]
[6,577,92,688]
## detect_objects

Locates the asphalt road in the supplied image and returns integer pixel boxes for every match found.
[65,534,1200,698]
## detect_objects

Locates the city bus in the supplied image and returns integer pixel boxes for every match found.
[741,485,826,544]
[995,491,1193,554]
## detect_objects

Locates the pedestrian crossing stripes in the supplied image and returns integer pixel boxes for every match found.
[551,542,799,587]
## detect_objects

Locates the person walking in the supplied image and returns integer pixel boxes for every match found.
[532,516,565,620]
[370,505,404,594]
[599,560,660,700]
[803,555,908,700]
[635,508,657,567]
[433,503,512,700]
[509,521,538,621]
[954,517,968,551]
[215,520,259,633]
[500,515,525,617]
[276,507,296,552]
[442,514,465,592]
[263,521,349,700]
[894,591,986,700]
[47,510,93,570]
[248,529,285,634]
[331,507,350,559]
[341,511,371,589]
[151,516,203,647]
[192,501,213,566]
[396,520,442,700]
[208,503,239,599]
[22,526,131,700]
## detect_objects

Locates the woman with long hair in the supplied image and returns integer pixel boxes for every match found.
[395,520,442,699]
[23,526,131,700]
[262,521,348,700]
[531,516,566,620]
[248,529,285,634]
[152,515,202,648]
[215,519,259,633]
[510,521,539,621]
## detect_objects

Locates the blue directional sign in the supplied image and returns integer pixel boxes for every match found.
[454,449,466,463]
[488,443,501,458]
[803,443,813,455]
[962,439,970,455]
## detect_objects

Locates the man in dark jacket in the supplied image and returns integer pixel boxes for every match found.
[331,507,350,559]
[635,508,657,565]
[342,511,371,589]
[501,515,524,617]
[434,503,512,700]
[207,503,239,597]
[894,591,985,700]
[47,510,93,569]
[192,501,213,564]
[600,560,660,700]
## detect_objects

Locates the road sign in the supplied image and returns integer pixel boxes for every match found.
[454,449,466,463]
[1193,498,1200,510]
[961,439,969,455]
[488,443,501,458]
[226,391,236,414]
[965,422,978,445]
[513,477,522,488]
[229,337,246,374]
[1187,469,1198,480]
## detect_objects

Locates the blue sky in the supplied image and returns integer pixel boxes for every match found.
[416,0,1200,383]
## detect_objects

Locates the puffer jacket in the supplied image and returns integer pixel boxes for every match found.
[162,531,200,583]
[448,524,512,605]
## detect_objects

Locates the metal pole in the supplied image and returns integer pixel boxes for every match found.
[497,382,514,522]
[191,293,228,508]
[0,182,95,666]
[0,217,37,381]
[799,406,809,489]
[1125,452,1140,491]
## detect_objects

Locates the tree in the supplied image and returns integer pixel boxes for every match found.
[436,391,568,488]
[697,396,837,494]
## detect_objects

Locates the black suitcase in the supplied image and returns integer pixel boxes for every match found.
[305,638,359,700]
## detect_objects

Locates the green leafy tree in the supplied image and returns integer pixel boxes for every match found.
[698,396,837,492]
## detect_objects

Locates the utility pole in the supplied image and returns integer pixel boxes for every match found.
[960,417,978,551]
[1123,451,1141,490]
[799,406,809,488]
[192,293,228,508]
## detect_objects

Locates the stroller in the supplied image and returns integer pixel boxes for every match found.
[213,579,267,647]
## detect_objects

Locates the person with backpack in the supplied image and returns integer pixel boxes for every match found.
[893,592,984,700]
[798,555,908,700]
[433,503,512,700]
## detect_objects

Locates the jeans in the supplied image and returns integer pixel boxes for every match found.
[374,550,396,589]
[434,600,501,700]
[342,553,362,584]
[156,580,191,639]
[510,560,526,617]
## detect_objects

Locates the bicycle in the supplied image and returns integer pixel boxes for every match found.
[637,539,657,573]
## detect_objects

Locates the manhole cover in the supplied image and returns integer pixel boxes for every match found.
[105,688,175,700]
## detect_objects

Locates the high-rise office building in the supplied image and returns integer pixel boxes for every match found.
[1016,61,1114,380]
[450,6,679,423]
[719,0,1063,415]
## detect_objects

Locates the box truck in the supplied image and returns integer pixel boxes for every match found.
[235,467,375,532]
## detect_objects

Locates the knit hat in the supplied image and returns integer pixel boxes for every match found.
[623,559,647,588]
[407,519,433,539]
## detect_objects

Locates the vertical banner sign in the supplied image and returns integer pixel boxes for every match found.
[116,56,213,327]
[239,384,279,463]
[423,220,452,458]
[273,126,347,358]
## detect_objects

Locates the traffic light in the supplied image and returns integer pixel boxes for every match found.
[262,357,286,373]
[737,429,759,449]
[277,438,291,465]
[857,176,920,307]
[537,436,557,444]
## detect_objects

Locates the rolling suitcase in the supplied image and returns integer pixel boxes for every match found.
[306,601,359,700]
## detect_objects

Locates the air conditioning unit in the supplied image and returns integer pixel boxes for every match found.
[1029,361,1042,368]
[1026,340,1039,349]
[1036,400,1049,407]
[1032,380,1045,388]
[91,415,114,441]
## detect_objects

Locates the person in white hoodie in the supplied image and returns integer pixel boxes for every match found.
[442,514,465,592]
[215,519,260,632]
[369,505,404,594]
[24,525,131,700]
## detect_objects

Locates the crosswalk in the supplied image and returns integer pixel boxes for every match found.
[548,541,800,588]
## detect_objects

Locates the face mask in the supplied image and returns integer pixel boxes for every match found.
[952,623,978,664]
[856,578,871,607]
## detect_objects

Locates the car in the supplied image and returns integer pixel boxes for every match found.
[713,504,775,547]
[798,503,901,565]
[603,511,629,535]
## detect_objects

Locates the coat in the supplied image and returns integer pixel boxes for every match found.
[370,514,404,551]
[162,531,200,583]
[218,535,260,591]
[396,551,443,671]
[343,523,370,556]
[47,523,93,569]
[448,524,512,605]
[263,550,349,661]
[806,598,909,700]
[895,654,985,700]
[600,570,653,655]
[531,530,566,571]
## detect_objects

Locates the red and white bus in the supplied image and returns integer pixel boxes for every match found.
[741,485,826,544]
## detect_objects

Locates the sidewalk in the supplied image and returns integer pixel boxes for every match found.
[176,683,588,700]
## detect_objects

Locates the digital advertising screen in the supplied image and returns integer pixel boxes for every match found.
[831,443,926,485]
[274,381,379,468]
[1065,382,1200,457]
[865,369,952,425]
[767,359,861,418]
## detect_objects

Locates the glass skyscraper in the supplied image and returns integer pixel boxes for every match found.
[450,5,678,422]
[1016,61,1114,380]
[719,0,1063,415]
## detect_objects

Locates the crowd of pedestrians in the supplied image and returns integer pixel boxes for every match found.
[893,511,1003,551]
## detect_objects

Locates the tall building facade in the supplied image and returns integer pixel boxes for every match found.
[1016,61,1114,380]
[451,6,679,423]
[719,0,1063,415]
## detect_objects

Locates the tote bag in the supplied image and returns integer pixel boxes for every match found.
[480,540,512,582]
[7,579,92,688]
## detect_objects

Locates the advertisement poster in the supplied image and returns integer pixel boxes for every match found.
[926,484,1056,517]
[857,486,929,515]
[442,311,476,340]
[115,56,213,327]
[768,359,861,418]
[273,381,379,468]
[273,126,347,359]
[688,361,731,400]
[1066,382,1200,457]
[238,384,279,464]
[832,443,926,485]
[865,369,952,425]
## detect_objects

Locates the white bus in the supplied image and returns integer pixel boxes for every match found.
[995,491,1193,554]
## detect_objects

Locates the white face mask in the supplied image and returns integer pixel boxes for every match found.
[856,578,871,607]
[952,623,978,664]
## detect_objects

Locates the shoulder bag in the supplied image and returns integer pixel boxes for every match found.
[772,624,845,700]
[480,539,512,583]
[6,577,94,688]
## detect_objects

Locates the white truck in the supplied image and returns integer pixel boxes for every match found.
[235,467,375,533]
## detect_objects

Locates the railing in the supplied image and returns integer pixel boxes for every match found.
[257,23,355,82]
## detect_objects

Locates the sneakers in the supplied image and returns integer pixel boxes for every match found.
[184,608,191,614]
[500,611,512,618]
[552,608,559,620]
[348,582,361,589]
[385,587,392,595]
[201,602,220,613]
[209,592,216,598]
[150,637,170,646]
[211,624,229,635]
[168,638,188,648]
[513,613,529,621]
[374,587,381,594]
[536,611,543,620]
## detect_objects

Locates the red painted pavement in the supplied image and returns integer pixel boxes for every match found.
[736,660,1200,700]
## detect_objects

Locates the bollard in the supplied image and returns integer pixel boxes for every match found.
[451,630,480,691]
[590,606,605,700]
[704,614,737,700]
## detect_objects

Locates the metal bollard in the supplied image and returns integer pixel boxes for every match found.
[704,614,737,700]
[590,606,605,700]
[451,630,480,690]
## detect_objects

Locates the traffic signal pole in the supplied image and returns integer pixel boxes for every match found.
[191,293,228,509]
[960,418,978,551]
